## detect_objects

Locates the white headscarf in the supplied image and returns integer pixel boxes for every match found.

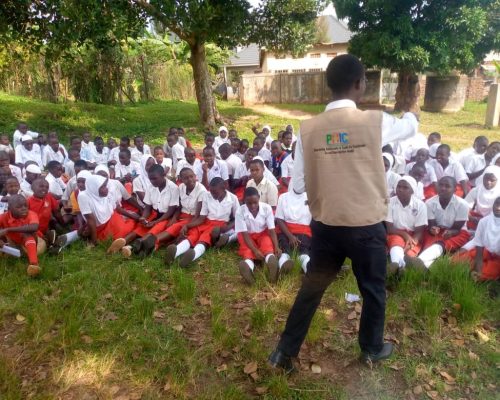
[94,164,109,176]
[139,154,154,190]
[76,170,93,180]
[262,125,271,134]
[398,175,417,194]
[476,165,500,216]
[218,126,228,134]
[81,175,115,224]
[382,152,395,173]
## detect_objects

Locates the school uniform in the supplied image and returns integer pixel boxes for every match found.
[45,172,67,198]
[13,130,38,149]
[214,136,230,149]
[194,159,229,185]
[8,165,23,184]
[15,144,43,168]
[233,163,279,201]
[184,191,239,247]
[171,143,185,170]
[114,160,140,179]
[20,179,34,198]
[175,158,201,178]
[158,158,173,176]
[224,154,243,177]
[280,155,294,193]
[235,202,276,259]
[456,213,500,280]
[271,152,288,178]
[405,161,437,198]
[131,145,152,164]
[80,146,95,163]
[275,191,312,255]
[456,147,477,168]
[236,151,246,162]
[0,195,10,214]
[429,159,468,196]
[177,136,187,148]
[108,147,133,164]
[42,146,67,167]
[133,180,180,237]
[0,210,39,264]
[90,147,110,165]
[64,160,76,178]
[27,193,59,235]
[165,182,207,238]
[246,177,278,207]
[0,143,14,153]
[386,195,427,257]
[464,154,488,187]
[258,147,272,164]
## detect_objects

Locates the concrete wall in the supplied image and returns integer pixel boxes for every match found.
[423,75,469,112]
[240,70,381,106]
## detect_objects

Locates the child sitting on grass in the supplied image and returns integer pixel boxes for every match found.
[0,194,42,276]
[236,187,281,285]
[464,165,499,230]
[1,177,23,213]
[246,158,279,209]
[153,146,172,177]
[385,176,427,275]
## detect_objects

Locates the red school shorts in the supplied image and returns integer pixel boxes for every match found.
[387,231,422,258]
[453,248,500,281]
[422,230,470,253]
[165,213,193,237]
[185,219,227,246]
[237,231,275,260]
[96,212,136,241]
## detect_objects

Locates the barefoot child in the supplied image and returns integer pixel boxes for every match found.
[236,187,281,285]
[385,176,427,274]
[0,195,42,276]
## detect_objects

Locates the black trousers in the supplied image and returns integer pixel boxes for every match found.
[278,233,311,255]
[277,219,387,356]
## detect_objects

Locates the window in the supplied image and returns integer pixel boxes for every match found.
[292,69,306,73]
[309,68,322,72]
[310,53,321,58]
[327,52,337,58]
[275,69,289,74]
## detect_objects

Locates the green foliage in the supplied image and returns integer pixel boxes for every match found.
[334,0,499,74]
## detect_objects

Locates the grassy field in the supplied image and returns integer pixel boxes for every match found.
[0,93,499,399]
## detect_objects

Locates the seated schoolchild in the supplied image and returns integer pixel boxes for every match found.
[61,160,88,213]
[195,147,229,189]
[15,135,43,169]
[20,163,41,197]
[405,148,438,199]
[408,164,426,201]
[270,140,288,179]
[164,177,239,267]
[383,153,400,197]
[455,197,500,281]
[253,136,272,168]
[45,160,67,200]
[1,177,23,214]
[0,151,22,184]
[108,137,131,166]
[175,147,201,179]
[131,135,151,163]
[411,177,470,269]
[230,137,241,156]
[228,129,238,140]
[464,165,499,229]
[429,144,469,197]
[464,142,500,187]
[176,127,189,148]
[219,143,242,187]
[275,189,312,274]
[236,187,281,285]
[115,149,140,190]
[167,132,186,171]
[132,154,156,203]
[456,135,488,168]
[215,126,231,150]
[247,158,279,208]
[0,195,42,276]
[64,148,81,178]
[153,146,172,176]
[280,142,296,192]
[108,165,179,257]
[91,136,110,166]
[42,135,67,168]
[385,176,428,274]
[281,131,294,153]
[236,139,249,162]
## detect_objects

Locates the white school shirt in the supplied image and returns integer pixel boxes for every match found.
[464,154,487,187]
[45,173,67,197]
[62,176,77,202]
[275,191,311,225]
[65,160,75,178]
[131,145,152,164]
[224,153,243,176]
[415,181,424,201]
[179,182,206,215]
[195,159,229,183]
[171,143,185,170]
[114,161,140,179]
[426,195,469,229]
[280,155,294,178]
[174,158,200,177]
[429,158,468,183]
[15,144,43,168]
[258,147,272,163]
[246,177,279,207]
[386,171,400,197]
[385,195,427,231]
[107,146,133,163]
[456,147,476,168]
[108,179,131,205]
[143,180,180,213]
[405,161,437,187]
[158,158,173,176]
[462,214,500,254]
[214,136,230,149]
[91,147,110,165]
[200,191,239,222]
[233,163,279,185]
[9,165,23,184]
[236,152,246,162]
[13,130,38,148]
[292,99,418,194]
[235,202,275,234]
[20,179,33,197]
[42,146,67,167]
[81,141,95,150]
[177,136,187,148]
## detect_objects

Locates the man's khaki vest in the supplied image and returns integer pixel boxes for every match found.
[300,107,388,227]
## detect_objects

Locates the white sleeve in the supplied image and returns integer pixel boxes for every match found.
[132,177,144,193]
[231,195,239,218]
[265,205,276,229]
[454,163,469,182]
[117,181,131,200]
[426,201,435,220]
[78,194,93,216]
[143,189,152,206]
[275,196,286,220]
[234,208,247,233]
[291,133,305,194]
[464,188,477,209]
[173,145,185,160]
[428,165,437,183]
[456,201,469,222]
[168,185,180,207]
[267,183,279,207]
[14,146,22,164]
[220,161,229,180]
[381,112,418,147]
[200,192,209,216]
[414,202,428,227]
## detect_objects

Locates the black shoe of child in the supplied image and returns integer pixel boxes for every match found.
[46,230,57,246]
[404,256,427,271]
[238,261,255,285]
[280,259,294,275]
[268,348,295,374]
[180,249,195,268]
[141,236,156,257]
[214,233,229,249]
[165,244,177,266]
[360,342,394,363]
[131,239,143,254]
[267,255,279,283]
[387,262,400,276]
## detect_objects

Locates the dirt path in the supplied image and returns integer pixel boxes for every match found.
[247,104,316,120]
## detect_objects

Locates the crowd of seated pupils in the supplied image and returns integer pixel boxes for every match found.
[0,122,498,283]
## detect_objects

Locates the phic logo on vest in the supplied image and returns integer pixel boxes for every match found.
[326,132,349,147]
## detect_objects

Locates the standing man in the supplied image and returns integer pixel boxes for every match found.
[268,54,418,372]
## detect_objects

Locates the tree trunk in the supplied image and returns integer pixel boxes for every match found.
[394,71,420,113]
[189,41,220,129]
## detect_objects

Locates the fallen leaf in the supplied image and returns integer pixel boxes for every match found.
[81,335,93,344]
[475,328,490,343]
[452,339,464,347]
[199,296,211,306]
[452,303,461,311]
[250,372,259,381]
[243,361,258,374]
[15,314,26,323]
[403,327,416,336]
[413,385,423,395]
[324,309,337,321]
[468,351,479,361]
[173,324,184,332]
[347,311,357,320]
[153,311,166,319]
[216,363,227,372]
[255,387,268,395]
[426,390,438,399]
[311,364,321,374]
[439,371,456,383]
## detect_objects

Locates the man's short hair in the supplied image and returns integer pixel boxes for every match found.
[326,54,365,94]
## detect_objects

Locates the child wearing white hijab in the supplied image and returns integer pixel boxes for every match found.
[132,154,155,203]
[383,153,400,197]
[385,176,428,274]
[456,196,500,281]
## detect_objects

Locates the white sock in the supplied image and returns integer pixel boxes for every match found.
[175,240,191,258]
[64,230,80,247]
[279,253,290,268]
[244,259,255,271]
[193,244,206,261]
[299,254,310,273]
[418,244,444,268]
[389,246,405,267]
[265,253,274,263]
[227,231,237,243]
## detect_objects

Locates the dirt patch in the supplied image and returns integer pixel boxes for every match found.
[248,105,316,121]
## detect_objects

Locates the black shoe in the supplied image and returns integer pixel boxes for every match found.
[404,256,427,271]
[179,249,196,268]
[46,230,56,246]
[141,235,156,257]
[131,239,143,254]
[268,349,295,374]
[267,255,279,283]
[280,259,294,275]
[238,261,255,285]
[165,244,177,266]
[360,342,394,363]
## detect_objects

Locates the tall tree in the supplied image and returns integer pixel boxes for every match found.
[333,0,500,112]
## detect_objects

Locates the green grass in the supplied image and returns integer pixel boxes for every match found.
[0,93,499,399]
